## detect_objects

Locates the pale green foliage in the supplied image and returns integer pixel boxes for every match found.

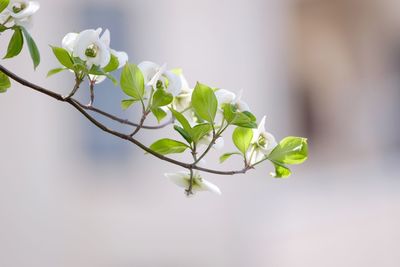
[150,138,189,155]
[232,127,253,154]
[0,71,11,93]
[120,63,145,100]
[191,82,218,123]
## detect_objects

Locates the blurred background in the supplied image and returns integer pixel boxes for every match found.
[1,0,400,266]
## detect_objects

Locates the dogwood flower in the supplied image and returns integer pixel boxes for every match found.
[72,28,111,68]
[61,28,128,83]
[1,0,40,28]
[165,171,221,196]
[215,88,251,112]
[138,61,182,96]
[246,116,277,165]
[173,73,192,112]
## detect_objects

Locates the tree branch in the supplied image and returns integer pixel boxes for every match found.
[0,64,251,176]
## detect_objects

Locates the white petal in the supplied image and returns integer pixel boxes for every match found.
[138,61,160,85]
[164,70,182,96]
[62,33,78,53]
[9,1,40,19]
[111,49,128,68]
[236,100,250,112]
[96,40,111,67]
[73,29,98,60]
[100,29,110,47]
[215,89,236,105]
[258,116,266,133]
[213,137,224,150]
[89,75,107,84]
[165,172,189,188]
[199,179,222,195]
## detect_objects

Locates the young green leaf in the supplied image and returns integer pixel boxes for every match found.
[174,125,192,144]
[120,63,145,100]
[121,99,138,110]
[149,138,189,155]
[0,70,11,93]
[191,82,218,123]
[51,46,74,69]
[270,162,291,178]
[103,54,119,73]
[232,127,253,154]
[46,67,66,78]
[222,103,257,128]
[190,123,212,143]
[151,107,167,123]
[170,108,191,133]
[219,152,241,163]
[268,136,308,165]
[21,27,40,69]
[4,27,24,59]
[0,0,9,14]
[151,89,173,109]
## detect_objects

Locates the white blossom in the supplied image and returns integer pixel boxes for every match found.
[61,29,128,83]
[165,171,221,196]
[72,28,111,68]
[215,88,250,112]
[2,0,40,28]
[246,116,277,165]
[138,61,182,96]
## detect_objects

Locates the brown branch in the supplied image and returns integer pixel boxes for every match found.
[0,64,251,176]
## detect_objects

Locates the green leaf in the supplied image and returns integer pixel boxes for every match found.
[46,67,66,78]
[4,27,24,59]
[121,99,138,110]
[151,89,173,109]
[120,63,145,100]
[174,125,192,144]
[170,108,191,133]
[268,136,308,165]
[242,111,257,122]
[222,103,257,128]
[103,54,119,73]
[151,107,167,123]
[0,0,9,13]
[270,162,291,178]
[21,27,40,69]
[219,152,241,163]
[149,138,189,155]
[191,82,218,123]
[0,24,7,32]
[232,127,253,154]
[0,71,11,93]
[51,46,74,69]
[190,123,212,143]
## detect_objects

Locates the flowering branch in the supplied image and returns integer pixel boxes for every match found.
[0,0,308,196]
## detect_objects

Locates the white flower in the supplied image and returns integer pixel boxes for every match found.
[215,88,250,112]
[247,116,277,165]
[61,29,128,83]
[6,0,39,27]
[173,73,192,112]
[165,171,221,196]
[73,28,111,68]
[138,61,182,96]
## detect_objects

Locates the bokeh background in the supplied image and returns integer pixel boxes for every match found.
[1,0,400,266]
